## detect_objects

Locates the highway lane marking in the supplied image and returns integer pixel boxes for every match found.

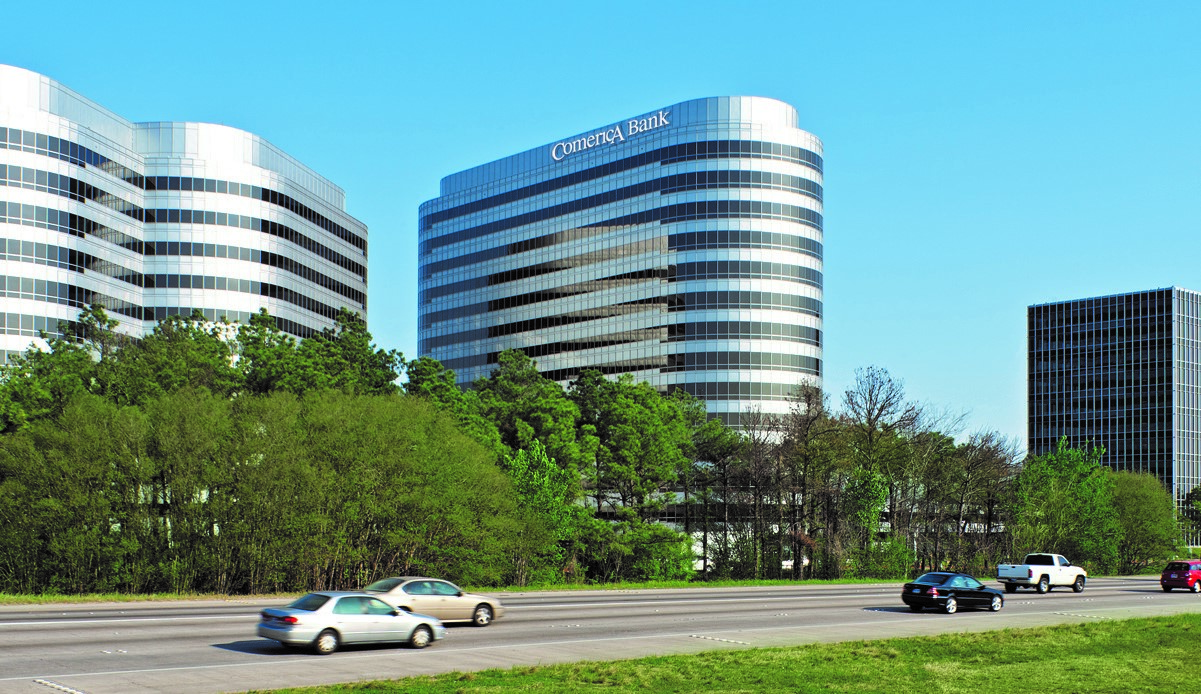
[0,614,250,627]
[0,588,1159,627]
[32,680,88,694]
[690,635,750,645]
[3,605,1187,684]
[0,595,891,626]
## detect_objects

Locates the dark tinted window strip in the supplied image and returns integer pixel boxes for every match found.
[0,126,140,184]
[141,209,365,280]
[421,227,822,281]
[0,127,366,251]
[1,236,143,285]
[422,239,668,302]
[422,221,669,279]
[142,273,358,319]
[473,324,819,362]
[668,230,822,258]
[420,292,822,347]
[141,175,365,252]
[2,199,141,249]
[671,261,822,289]
[486,328,665,362]
[0,264,355,325]
[423,170,819,240]
[0,160,365,277]
[424,268,666,329]
[667,381,811,403]
[1,201,362,303]
[145,241,364,305]
[476,351,818,376]
[0,275,141,320]
[669,291,822,317]
[425,320,820,353]
[422,181,823,253]
[663,352,819,374]
[0,164,139,216]
[483,298,666,340]
[669,321,820,345]
[422,139,823,228]
[0,313,73,339]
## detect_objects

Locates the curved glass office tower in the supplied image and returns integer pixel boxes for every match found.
[0,65,367,361]
[419,97,822,424]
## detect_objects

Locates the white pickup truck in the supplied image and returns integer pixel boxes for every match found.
[997,553,1087,594]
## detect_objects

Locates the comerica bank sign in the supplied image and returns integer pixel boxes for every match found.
[550,110,671,161]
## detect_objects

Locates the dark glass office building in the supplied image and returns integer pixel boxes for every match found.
[1028,287,1201,537]
[419,97,823,425]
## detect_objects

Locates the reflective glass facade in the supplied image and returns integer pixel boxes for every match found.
[0,65,367,359]
[419,97,823,425]
[1028,288,1201,539]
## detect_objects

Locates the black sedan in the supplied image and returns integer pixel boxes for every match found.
[901,572,1004,614]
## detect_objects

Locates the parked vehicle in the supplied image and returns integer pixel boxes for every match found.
[997,553,1087,594]
[363,577,505,626]
[257,591,447,654]
[901,572,1004,614]
[1160,559,1201,592]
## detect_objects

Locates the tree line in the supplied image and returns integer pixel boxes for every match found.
[0,307,1192,594]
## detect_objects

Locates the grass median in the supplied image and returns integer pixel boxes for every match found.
[257,613,1201,694]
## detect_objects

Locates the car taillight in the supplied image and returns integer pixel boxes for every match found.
[927,588,939,596]
[1027,568,1033,578]
[282,616,298,624]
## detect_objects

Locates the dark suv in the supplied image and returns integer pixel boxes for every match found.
[1160,560,1201,592]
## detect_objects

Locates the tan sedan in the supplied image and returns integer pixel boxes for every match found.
[363,577,504,626]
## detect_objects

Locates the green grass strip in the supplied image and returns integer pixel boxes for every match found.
[256,614,1201,693]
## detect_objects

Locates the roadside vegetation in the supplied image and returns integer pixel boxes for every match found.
[0,306,1196,597]
[256,614,1201,693]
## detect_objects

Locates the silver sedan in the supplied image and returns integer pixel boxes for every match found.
[257,591,447,654]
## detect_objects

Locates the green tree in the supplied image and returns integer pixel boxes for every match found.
[103,310,243,406]
[404,356,502,455]
[569,370,695,581]
[0,304,125,432]
[239,308,402,396]
[501,441,584,584]
[1110,471,1182,573]
[1010,438,1120,572]
[475,351,581,471]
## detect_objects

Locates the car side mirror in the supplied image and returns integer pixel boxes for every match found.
[390,609,400,617]
[456,591,463,597]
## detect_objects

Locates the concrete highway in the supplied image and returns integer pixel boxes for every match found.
[0,577,1198,693]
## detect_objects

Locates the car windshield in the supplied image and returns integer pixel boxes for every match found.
[1165,562,1190,572]
[912,573,951,585]
[364,578,405,592]
[287,593,331,611]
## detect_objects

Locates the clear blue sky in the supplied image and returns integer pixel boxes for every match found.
[5,1,1199,447]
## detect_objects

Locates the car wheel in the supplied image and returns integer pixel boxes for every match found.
[472,604,494,626]
[990,595,1003,612]
[943,597,958,614]
[1072,576,1086,593]
[1191,582,1201,594]
[908,604,923,612]
[1004,583,1017,594]
[409,624,433,649]
[1036,576,1050,594]
[313,629,339,655]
